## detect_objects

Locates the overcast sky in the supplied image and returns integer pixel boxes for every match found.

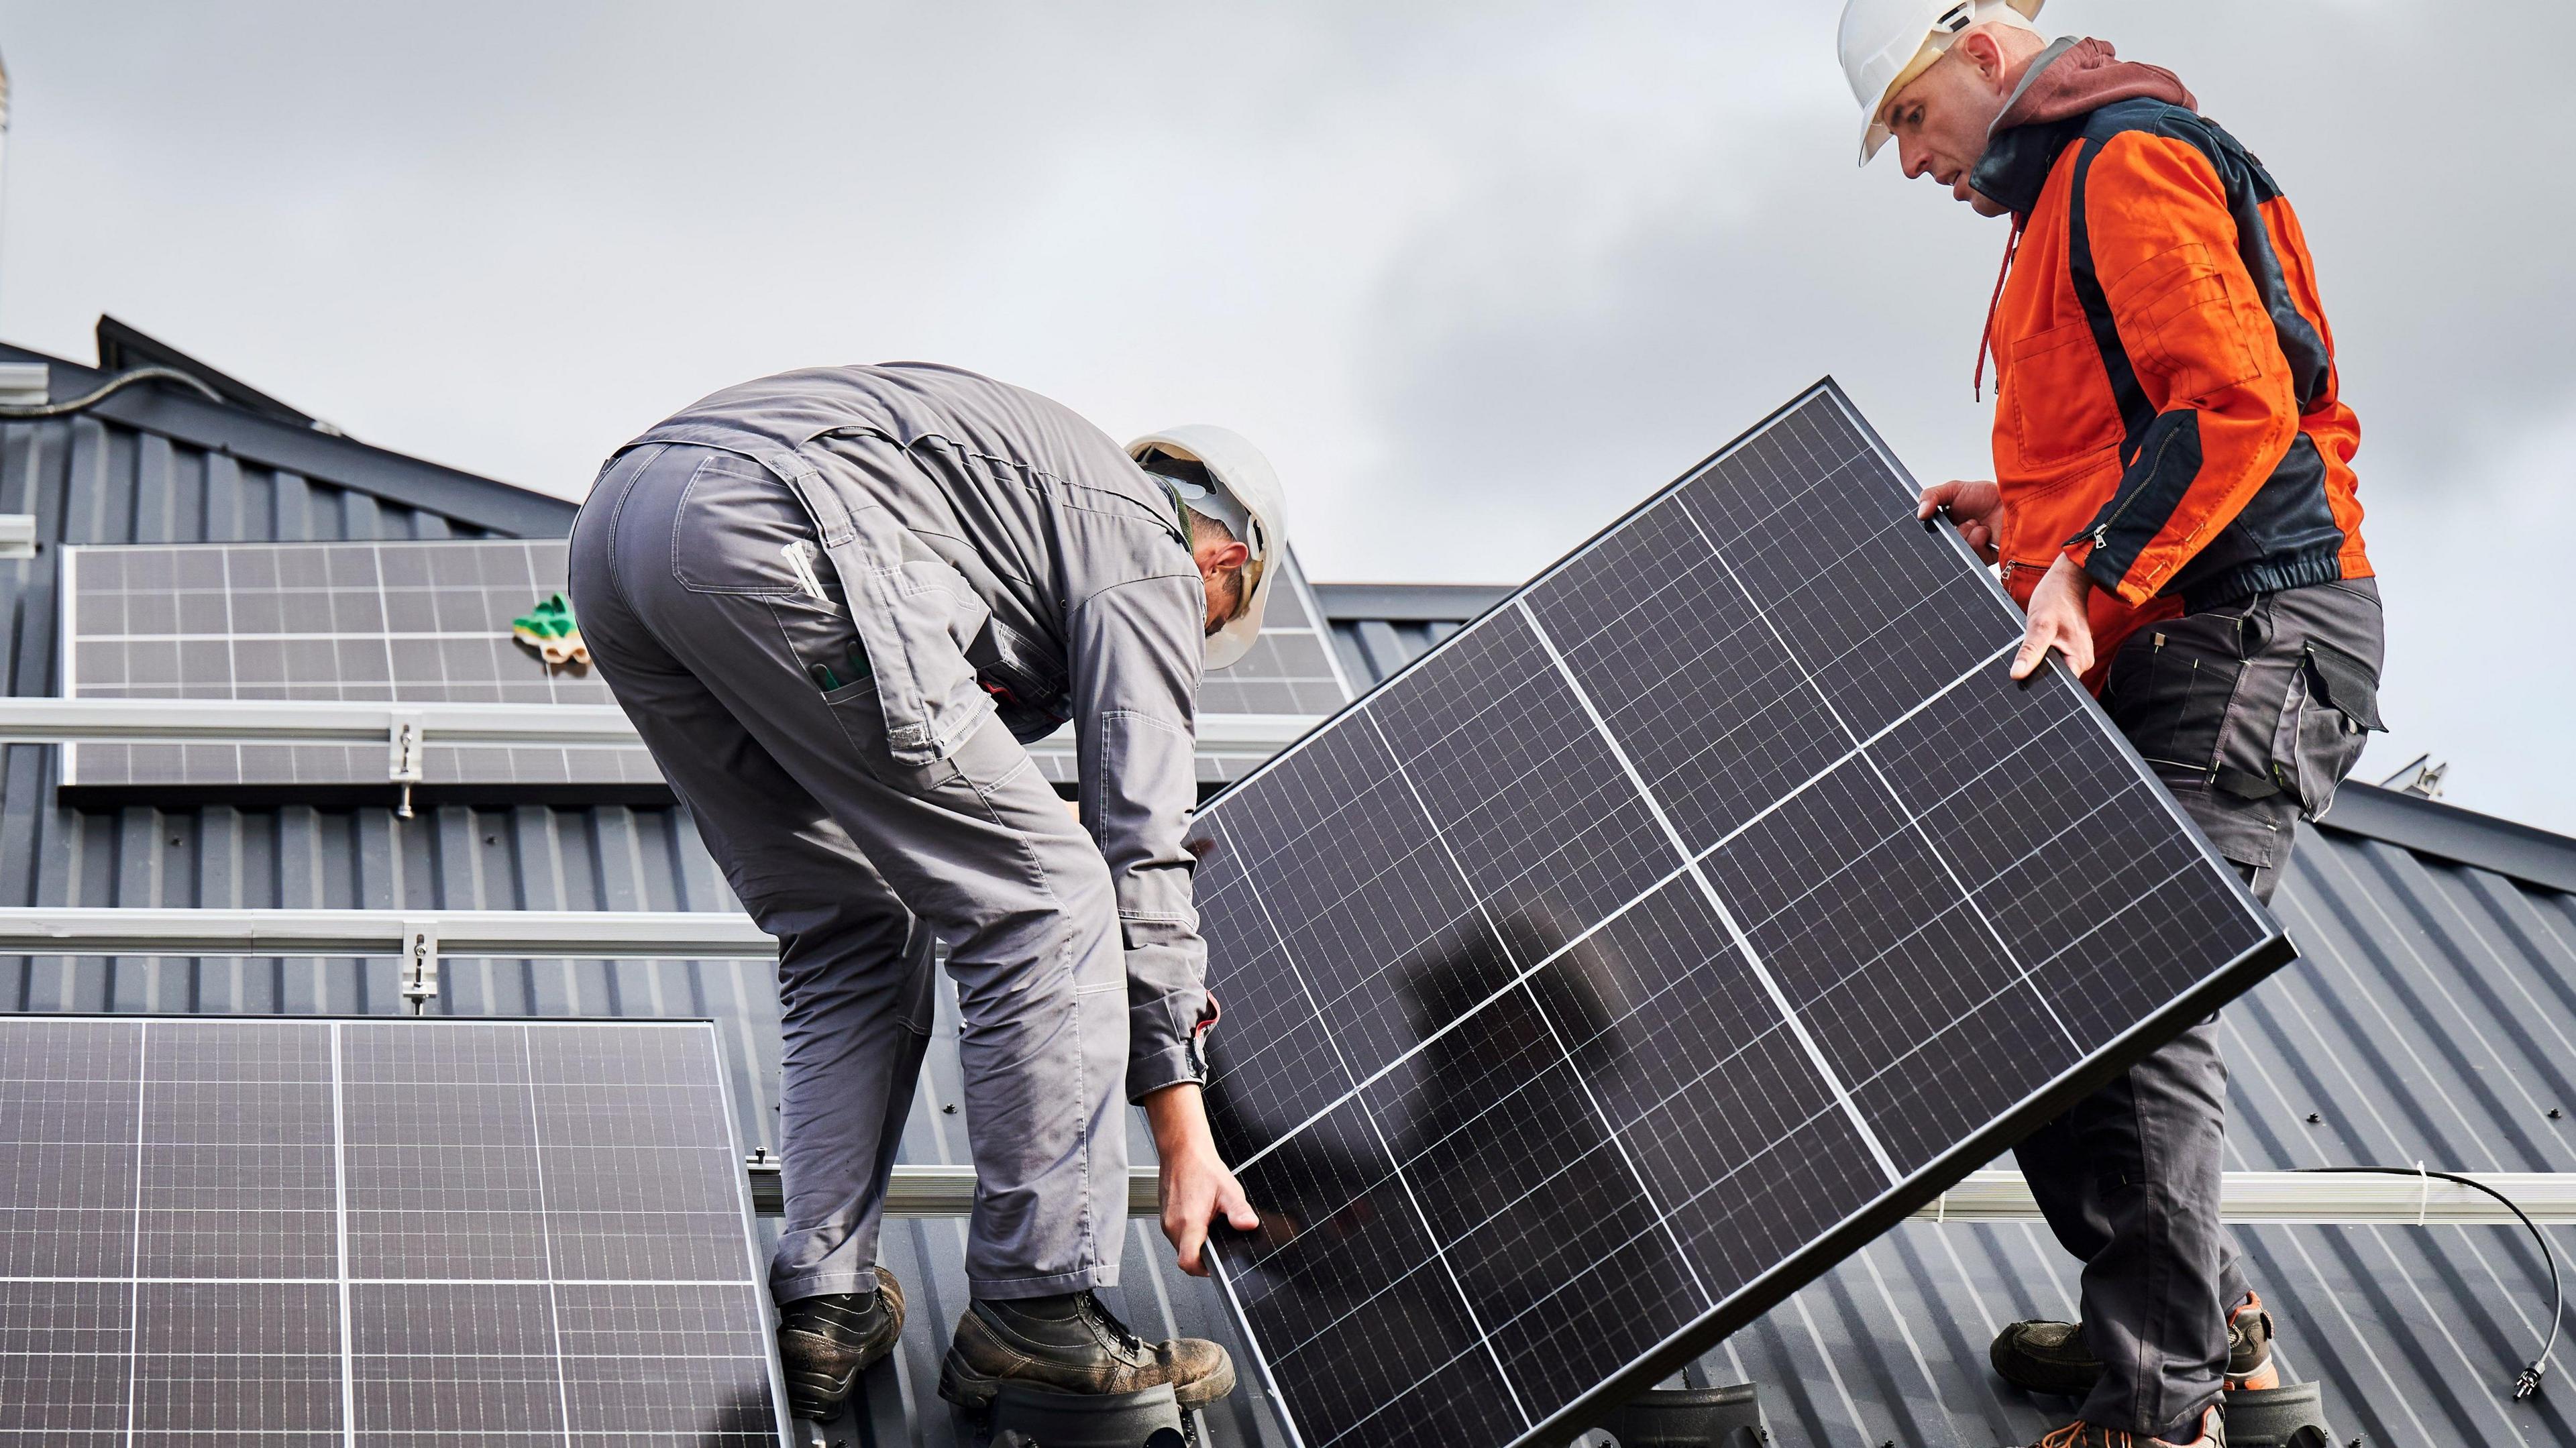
[0,1,2566,836]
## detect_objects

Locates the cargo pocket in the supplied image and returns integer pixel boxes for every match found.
[2277,637,2383,818]
[2102,619,2247,781]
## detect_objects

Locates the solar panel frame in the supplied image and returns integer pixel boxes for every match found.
[1187,380,2293,1448]
[0,1014,791,1447]
[60,538,1352,796]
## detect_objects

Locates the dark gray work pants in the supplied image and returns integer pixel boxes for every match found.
[2015,579,2383,1440]
[570,443,1130,1304]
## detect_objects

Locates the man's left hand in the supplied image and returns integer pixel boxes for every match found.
[1142,1083,1260,1278]
[2012,553,2095,681]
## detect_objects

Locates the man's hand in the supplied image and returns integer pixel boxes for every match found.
[1142,1083,1259,1278]
[2012,553,2095,681]
[1916,480,2004,563]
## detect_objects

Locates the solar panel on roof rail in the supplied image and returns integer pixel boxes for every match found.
[59,539,662,791]
[1185,381,2290,1448]
[0,1015,788,1446]
[59,538,1350,794]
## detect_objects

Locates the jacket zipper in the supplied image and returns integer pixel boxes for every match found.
[2061,425,2186,563]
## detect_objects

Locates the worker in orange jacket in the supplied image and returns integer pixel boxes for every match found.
[1839,3,2388,1445]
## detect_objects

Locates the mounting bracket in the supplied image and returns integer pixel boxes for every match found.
[399,917,439,1015]
[387,710,425,818]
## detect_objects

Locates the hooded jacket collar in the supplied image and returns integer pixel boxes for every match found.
[1969,38,2198,216]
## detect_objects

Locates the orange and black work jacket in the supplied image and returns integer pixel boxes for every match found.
[1970,39,2372,681]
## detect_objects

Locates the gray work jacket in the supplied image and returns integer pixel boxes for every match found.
[625,362,1213,1100]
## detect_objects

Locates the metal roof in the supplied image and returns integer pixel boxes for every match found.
[1,361,2568,1447]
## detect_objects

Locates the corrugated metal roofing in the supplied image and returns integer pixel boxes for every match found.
[3,363,2569,1448]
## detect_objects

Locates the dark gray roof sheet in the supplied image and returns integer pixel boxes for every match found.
[2,384,2568,1447]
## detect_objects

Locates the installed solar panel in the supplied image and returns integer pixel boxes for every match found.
[62,539,1347,795]
[0,1016,786,1445]
[60,539,662,791]
[1187,382,2289,1448]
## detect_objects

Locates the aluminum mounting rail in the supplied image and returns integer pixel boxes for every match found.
[0,696,1319,756]
[0,907,774,960]
[796,1165,2576,1222]
[1923,1168,2576,1227]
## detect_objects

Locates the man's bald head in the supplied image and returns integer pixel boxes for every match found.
[1882,21,2053,215]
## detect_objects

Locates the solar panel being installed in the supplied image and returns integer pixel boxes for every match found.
[0,1015,786,1445]
[60,538,1349,794]
[1186,382,2289,1448]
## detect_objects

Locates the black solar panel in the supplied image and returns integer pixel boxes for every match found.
[63,539,1350,793]
[0,1016,786,1445]
[1187,382,2289,1448]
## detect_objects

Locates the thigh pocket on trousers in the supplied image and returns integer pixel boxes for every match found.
[2276,638,2383,819]
[2103,618,2247,781]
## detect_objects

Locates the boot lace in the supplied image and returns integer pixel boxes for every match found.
[1078,1292,1152,1358]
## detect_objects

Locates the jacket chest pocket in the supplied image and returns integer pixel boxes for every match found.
[2002,320,2127,471]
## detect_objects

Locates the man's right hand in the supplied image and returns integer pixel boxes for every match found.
[1917,480,2004,563]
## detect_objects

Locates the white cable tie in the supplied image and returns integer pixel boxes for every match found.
[2419,1160,2430,1227]
[1936,1190,1948,1224]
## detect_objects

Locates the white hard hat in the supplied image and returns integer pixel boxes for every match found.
[1127,424,1288,672]
[1839,0,2043,165]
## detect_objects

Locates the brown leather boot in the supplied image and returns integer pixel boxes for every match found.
[778,1268,906,1420]
[938,1291,1236,1410]
[1989,1292,2280,1398]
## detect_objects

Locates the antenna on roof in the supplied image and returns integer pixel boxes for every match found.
[2378,753,2449,799]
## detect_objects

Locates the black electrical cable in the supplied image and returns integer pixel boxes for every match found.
[2300,1165,2561,1400]
[0,366,225,419]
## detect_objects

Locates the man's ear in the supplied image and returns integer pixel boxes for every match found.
[1957,32,2004,85]
[1213,540,1250,573]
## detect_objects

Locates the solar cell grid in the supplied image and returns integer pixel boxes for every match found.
[64,539,1352,793]
[62,539,663,792]
[1189,383,2287,1448]
[0,1017,785,1446]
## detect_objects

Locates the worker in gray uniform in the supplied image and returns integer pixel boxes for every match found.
[568,362,1272,1421]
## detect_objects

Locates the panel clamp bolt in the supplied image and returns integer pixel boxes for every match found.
[399,917,439,1015]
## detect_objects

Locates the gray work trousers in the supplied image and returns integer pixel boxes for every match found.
[2015,579,2383,1439]
[570,442,1130,1304]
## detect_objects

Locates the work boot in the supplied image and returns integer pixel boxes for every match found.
[778,1268,906,1421]
[938,1290,1236,1410]
[2006,1404,2226,1447]
[2222,1293,2278,1392]
[1989,1317,2100,1396]
[1990,1293,2280,1397]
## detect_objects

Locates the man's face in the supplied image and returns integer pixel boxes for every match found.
[1884,39,2017,217]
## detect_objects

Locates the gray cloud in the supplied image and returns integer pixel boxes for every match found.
[0,0,2562,832]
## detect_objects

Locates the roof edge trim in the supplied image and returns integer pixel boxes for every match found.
[2313,782,2576,894]
[0,341,578,538]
